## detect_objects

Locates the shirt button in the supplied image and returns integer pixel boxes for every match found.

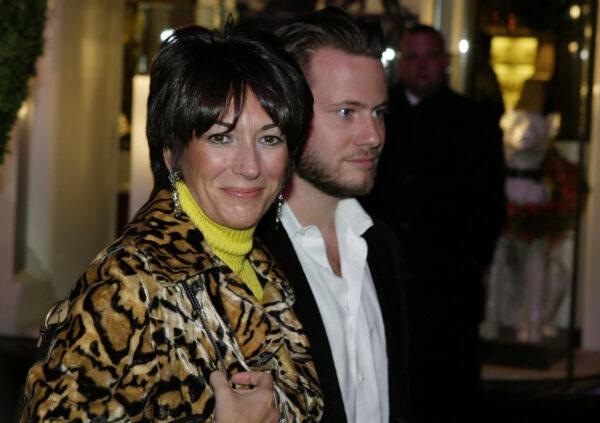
[358,374,365,383]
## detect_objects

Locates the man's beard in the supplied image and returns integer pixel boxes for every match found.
[296,150,378,198]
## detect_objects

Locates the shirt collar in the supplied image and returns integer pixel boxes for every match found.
[281,198,373,238]
[405,89,422,106]
[336,198,373,236]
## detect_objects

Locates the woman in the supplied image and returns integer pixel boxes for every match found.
[20,24,322,422]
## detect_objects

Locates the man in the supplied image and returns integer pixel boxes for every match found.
[258,7,409,423]
[366,24,506,422]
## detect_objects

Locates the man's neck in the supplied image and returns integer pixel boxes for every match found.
[286,175,343,276]
[286,175,339,231]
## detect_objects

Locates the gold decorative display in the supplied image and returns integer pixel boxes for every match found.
[490,36,538,110]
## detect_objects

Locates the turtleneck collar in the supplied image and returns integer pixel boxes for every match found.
[176,180,255,274]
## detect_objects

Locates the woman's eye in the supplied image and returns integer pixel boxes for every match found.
[207,133,230,144]
[261,135,284,145]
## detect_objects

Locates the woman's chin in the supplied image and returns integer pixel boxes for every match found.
[218,211,264,230]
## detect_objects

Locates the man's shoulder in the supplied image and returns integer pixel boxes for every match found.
[435,85,474,107]
[256,213,292,251]
[366,213,392,234]
[389,82,406,98]
[363,211,400,249]
[255,212,300,270]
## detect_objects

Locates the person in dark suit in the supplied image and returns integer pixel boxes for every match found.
[365,24,506,422]
[258,7,410,423]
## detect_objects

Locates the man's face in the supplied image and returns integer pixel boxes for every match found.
[297,47,388,198]
[398,32,449,99]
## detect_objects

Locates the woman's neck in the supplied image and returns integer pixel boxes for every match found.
[176,180,255,273]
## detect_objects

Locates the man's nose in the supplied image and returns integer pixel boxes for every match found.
[417,56,429,69]
[356,115,384,148]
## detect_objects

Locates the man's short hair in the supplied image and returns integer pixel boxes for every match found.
[275,7,384,79]
[147,24,313,188]
[401,23,446,52]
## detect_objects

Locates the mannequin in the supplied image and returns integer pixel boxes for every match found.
[482,78,573,343]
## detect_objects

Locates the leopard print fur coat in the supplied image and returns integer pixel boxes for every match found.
[20,189,323,422]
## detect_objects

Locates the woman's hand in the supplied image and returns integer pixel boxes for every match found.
[210,370,280,423]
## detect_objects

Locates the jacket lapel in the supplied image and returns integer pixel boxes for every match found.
[208,251,287,368]
[363,222,410,422]
[257,225,348,423]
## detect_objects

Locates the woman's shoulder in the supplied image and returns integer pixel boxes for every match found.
[86,194,215,288]
[64,241,158,313]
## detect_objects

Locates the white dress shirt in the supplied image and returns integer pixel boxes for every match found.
[405,89,422,106]
[280,200,388,423]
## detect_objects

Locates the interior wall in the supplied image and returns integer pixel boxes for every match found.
[436,0,476,94]
[580,4,600,351]
[0,114,26,335]
[13,0,126,335]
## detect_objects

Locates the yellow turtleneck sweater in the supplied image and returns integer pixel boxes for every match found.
[176,181,263,300]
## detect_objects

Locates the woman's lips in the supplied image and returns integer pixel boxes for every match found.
[221,187,264,199]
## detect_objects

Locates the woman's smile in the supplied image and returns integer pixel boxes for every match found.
[221,187,265,199]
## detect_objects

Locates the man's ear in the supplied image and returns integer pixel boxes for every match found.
[442,52,450,70]
[163,149,173,172]
[394,58,402,82]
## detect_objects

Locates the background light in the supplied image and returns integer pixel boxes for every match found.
[568,41,579,54]
[458,39,469,54]
[381,47,396,66]
[570,5,581,19]
[160,28,174,42]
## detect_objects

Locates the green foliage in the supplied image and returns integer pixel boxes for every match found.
[0,0,47,163]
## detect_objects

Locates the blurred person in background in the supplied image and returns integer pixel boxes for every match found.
[365,24,506,422]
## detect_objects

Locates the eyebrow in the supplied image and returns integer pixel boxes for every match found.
[332,100,389,110]
[214,120,234,129]
[261,123,279,131]
[214,121,279,131]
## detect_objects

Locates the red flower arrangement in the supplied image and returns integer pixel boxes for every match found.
[504,147,587,243]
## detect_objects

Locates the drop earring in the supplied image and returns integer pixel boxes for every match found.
[168,170,181,216]
[275,192,284,228]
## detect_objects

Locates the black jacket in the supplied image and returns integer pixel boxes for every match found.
[365,83,506,319]
[258,215,410,423]
[362,83,506,421]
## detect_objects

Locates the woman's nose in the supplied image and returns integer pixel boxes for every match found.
[234,141,260,179]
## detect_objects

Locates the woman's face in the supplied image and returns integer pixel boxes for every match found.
[172,91,288,229]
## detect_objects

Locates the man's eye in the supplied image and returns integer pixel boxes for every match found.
[373,108,388,119]
[207,133,230,144]
[261,135,284,145]
[338,108,354,118]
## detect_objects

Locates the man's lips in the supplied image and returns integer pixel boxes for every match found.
[221,187,264,199]
[346,156,378,168]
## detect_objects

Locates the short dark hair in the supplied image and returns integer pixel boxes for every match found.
[275,7,384,80]
[147,24,313,188]
[401,24,446,52]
